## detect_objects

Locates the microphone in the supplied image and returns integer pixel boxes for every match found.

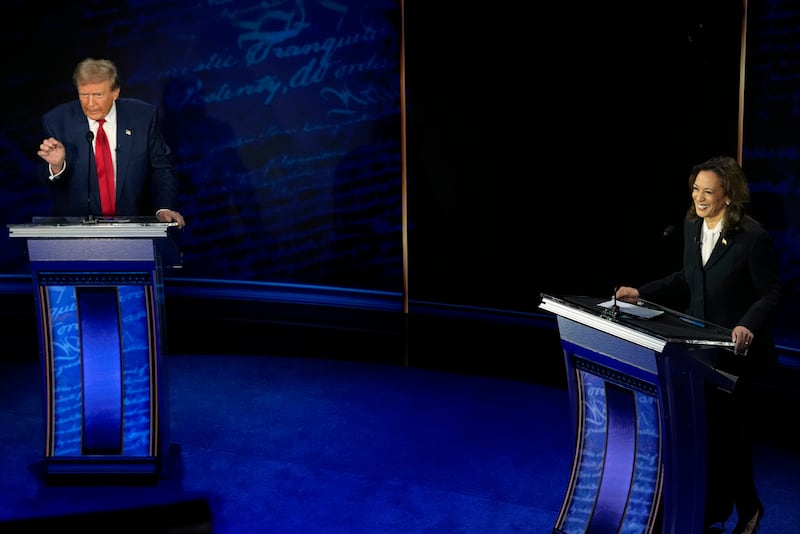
[662,224,676,238]
[602,286,621,320]
[84,130,95,223]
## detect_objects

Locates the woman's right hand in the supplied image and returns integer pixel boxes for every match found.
[615,286,640,303]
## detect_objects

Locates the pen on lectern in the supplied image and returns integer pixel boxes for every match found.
[678,316,705,328]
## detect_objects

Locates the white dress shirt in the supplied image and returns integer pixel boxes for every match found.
[701,219,722,266]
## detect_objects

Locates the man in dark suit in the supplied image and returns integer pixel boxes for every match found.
[616,156,781,534]
[36,57,185,228]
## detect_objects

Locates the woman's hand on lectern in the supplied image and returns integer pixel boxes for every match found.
[615,286,640,304]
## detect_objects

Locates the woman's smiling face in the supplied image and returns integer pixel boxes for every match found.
[692,170,729,227]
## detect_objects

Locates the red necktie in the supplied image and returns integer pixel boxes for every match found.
[95,118,115,216]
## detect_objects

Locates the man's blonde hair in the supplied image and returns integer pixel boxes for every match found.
[73,58,120,90]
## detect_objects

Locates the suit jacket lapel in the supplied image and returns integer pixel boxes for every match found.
[704,231,732,270]
[114,102,130,197]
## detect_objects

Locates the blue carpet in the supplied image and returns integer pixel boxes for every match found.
[1,354,798,533]
[0,355,571,532]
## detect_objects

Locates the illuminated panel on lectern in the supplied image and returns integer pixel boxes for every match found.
[42,273,155,458]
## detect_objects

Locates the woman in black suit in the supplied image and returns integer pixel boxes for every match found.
[616,155,782,534]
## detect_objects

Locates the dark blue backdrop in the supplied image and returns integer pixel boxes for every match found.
[741,1,800,357]
[1,2,799,362]
[0,0,403,292]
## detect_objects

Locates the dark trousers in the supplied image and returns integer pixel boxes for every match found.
[704,378,759,525]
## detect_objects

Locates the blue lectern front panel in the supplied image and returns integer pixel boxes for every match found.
[41,273,157,460]
[555,344,662,534]
[10,228,174,478]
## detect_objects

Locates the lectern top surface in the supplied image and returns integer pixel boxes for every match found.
[8,217,179,239]
[25,216,178,227]
[540,293,735,348]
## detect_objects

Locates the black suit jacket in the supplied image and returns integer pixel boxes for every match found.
[638,216,782,372]
[40,97,179,217]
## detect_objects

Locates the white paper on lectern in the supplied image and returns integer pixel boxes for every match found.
[598,300,665,319]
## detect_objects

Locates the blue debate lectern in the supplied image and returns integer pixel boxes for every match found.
[8,217,181,480]
[539,293,737,534]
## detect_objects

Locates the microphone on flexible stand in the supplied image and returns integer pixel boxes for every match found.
[84,130,95,224]
[602,286,621,320]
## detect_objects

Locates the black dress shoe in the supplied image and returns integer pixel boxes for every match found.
[731,502,764,534]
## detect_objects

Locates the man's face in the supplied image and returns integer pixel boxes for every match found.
[77,80,120,121]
